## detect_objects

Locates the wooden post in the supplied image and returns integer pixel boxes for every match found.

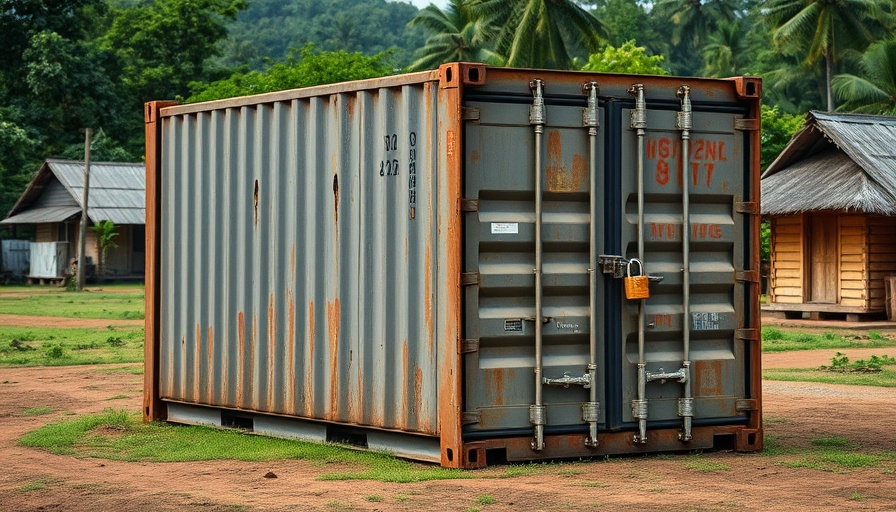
[76,128,92,290]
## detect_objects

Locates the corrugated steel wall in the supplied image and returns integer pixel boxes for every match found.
[159,80,442,434]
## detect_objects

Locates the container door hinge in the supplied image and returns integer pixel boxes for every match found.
[461,198,479,212]
[735,201,759,214]
[461,339,479,353]
[462,108,480,122]
[461,272,480,286]
[462,411,481,425]
[736,399,758,411]
[734,118,760,131]
[735,270,760,283]
[736,328,760,341]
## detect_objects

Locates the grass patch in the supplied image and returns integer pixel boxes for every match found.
[0,325,143,367]
[0,284,144,320]
[496,462,548,478]
[771,434,893,472]
[760,436,794,457]
[762,367,896,387]
[95,365,143,375]
[476,495,497,505]
[19,409,469,483]
[21,406,54,416]
[18,478,54,492]
[761,327,896,353]
[822,353,896,373]
[364,495,383,502]
[811,437,851,448]
[682,454,730,473]
[105,394,130,401]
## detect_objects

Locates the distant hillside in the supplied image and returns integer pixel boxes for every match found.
[216,0,427,70]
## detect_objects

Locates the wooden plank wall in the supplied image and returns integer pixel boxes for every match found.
[839,215,868,309]
[34,223,55,243]
[867,215,896,310]
[770,215,803,303]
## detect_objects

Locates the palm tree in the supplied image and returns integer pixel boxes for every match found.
[701,19,748,77]
[764,0,883,111]
[471,0,606,69]
[832,39,896,114]
[406,0,502,71]
[653,0,738,49]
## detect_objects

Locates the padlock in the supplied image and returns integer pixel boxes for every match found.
[625,258,650,300]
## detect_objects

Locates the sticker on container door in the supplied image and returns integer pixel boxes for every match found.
[491,222,519,234]
[692,312,721,330]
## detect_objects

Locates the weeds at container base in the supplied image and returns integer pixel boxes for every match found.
[19,409,470,483]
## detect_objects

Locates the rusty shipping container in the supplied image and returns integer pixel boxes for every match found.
[145,64,762,468]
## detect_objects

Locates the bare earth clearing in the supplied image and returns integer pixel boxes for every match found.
[2,320,896,511]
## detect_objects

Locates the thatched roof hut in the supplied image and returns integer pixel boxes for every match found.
[762,111,896,215]
[761,112,896,320]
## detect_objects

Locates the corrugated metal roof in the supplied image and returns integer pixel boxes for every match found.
[762,111,896,215]
[2,159,145,225]
[1,206,82,224]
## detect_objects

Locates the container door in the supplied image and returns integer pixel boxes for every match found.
[461,96,605,436]
[614,102,750,431]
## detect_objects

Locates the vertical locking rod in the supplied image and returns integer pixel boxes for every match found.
[628,84,648,444]
[583,81,600,447]
[529,78,546,451]
[676,85,694,442]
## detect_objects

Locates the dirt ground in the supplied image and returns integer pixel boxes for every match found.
[2,323,896,511]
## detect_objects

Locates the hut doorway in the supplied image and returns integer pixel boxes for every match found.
[808,213,838,303]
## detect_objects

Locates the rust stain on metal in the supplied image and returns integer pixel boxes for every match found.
[327,298,340,420]
[304,301,315,417]
[572,153,587,190]
[268,293,276,411]
[470,149,480,164]
[437,68,463,467]
[194,324,201,401]
[424,234,434,354]
[488,369,507,406]
[206,326,214,404]
[290,244,296,280]
[251,313,258,409]
[345,94,355,116]
[413,366,423,431]
[696,360,724,397]
[237,311,245,405]
[400,340,409,429]
[545,130,586,192]
[286,289,295,414]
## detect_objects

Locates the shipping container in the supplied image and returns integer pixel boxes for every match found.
[145,63,762,468]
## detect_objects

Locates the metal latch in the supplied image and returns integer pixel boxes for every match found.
[544,373,591,389]
[599,255,628,278]
[599,255,664,283]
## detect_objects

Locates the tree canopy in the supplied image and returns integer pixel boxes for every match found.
[2,0,896,227]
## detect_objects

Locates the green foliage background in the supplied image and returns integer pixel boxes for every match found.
[1,0,893,228]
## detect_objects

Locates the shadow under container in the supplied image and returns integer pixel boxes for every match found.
[144,63,763,468]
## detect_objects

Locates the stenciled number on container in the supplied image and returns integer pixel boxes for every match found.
[408,131,417,219]
[647,136,727,188]
[379,133,400,177]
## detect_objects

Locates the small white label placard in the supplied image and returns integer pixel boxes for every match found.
[491,222,519,235]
